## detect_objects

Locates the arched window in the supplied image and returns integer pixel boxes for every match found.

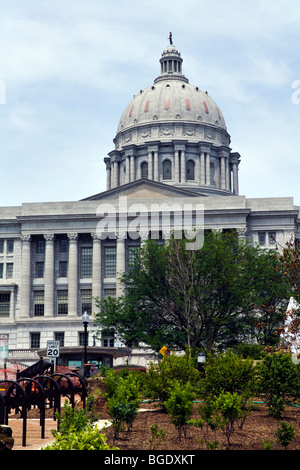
[141,161,148,178]
[163,159,172,180]
[186,160,195,180]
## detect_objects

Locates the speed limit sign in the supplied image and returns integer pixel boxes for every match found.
[46,340,60,358]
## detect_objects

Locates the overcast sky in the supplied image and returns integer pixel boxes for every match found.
[1,0,300,207]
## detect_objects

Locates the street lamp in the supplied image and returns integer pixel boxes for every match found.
[82,311,89,377]
[197,352,206,375]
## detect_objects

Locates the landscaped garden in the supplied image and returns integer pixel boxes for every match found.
[42,349,300,451]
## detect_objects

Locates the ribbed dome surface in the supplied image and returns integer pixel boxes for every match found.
[117,79,227,134]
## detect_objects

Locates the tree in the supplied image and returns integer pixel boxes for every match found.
[275,238,300,351]
[94,231,290,352]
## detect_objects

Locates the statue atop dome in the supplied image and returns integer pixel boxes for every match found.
[168,32,173,45]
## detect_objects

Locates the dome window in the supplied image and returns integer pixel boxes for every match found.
[186,160,195,180]
[141,162,148,179]
[163,160,172,180]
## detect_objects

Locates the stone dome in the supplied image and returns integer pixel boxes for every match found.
[115,42,229,148]
[105,39,240,198]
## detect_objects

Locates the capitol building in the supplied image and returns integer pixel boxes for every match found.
[1,40,300,369]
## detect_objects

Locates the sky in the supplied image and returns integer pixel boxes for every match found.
[1,0,300,207]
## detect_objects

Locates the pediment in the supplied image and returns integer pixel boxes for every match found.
[82,179,203,201]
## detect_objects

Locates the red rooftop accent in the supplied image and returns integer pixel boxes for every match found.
[185,98,191,110]
[203,101,209,114]
[144,100,149,112]
[165,97,170,110]
[129,105,134,117]
[216,106,222,119]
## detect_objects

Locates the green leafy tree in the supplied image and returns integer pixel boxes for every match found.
[164,381,195,441]
[94,231,290,352]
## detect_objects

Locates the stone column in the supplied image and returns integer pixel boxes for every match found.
[104,158,111,191]
[113,160,118,188]
[44,234,55,317]
[20,235,31,318]
[221,156,226,190]
[130,155,135,182]
[174,150,180,183]
[200,152,205,185]
[225,157,229,190]
[116,232,126,298]
[148,151,153,180]
[181,150,186,184]
[91,232,102,312]
[205,153,210,185]
[154,151,159,181]
[232,162,238,194]
[68,232,78,317]
[126,155,131,183]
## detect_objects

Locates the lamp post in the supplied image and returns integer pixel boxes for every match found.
[82,311,89,377]
[197,352,206,375]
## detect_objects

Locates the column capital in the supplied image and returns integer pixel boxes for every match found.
[21,234,31,243]
[67,232,78,241]
[91,232,102,241]
[117,231,127,240]
[44,233,55,242]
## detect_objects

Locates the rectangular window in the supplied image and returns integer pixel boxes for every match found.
[81,289,92,315]
[30,332,40,349]
[0,293,10,317]
[126,246,139,271]
[35,262,44,278]
[6,263,13,279]
[59,238,68,253]
[7,240,14,254]
[104,247,116,278]
[57,290,68,315]
[34,291,44,316]
[36,239,45,254]
[59,261,68,278]
[258,232,266,245]
[0,240,4,254]
[54,332,65,347]
[269,232,276,245]
[79,331,89,347]
[81,247,92,278]
[104,288,116,298]
[0,264,3,279]
[102,329,114,347]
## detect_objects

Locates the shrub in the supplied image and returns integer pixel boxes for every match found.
[105,371,141,442]
[42,426,117,450]
[144,352,200,408]
[148,424,166,450]
[257,352,299,418]
[203,350,257,398]
[214,391,244,446]
[275,421,295,449]
[164,381,195,441]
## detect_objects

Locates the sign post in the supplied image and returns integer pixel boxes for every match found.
[46,340,60,361]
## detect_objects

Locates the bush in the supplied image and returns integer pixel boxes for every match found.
[42,401,117,450]
[144,352,200,407]
[275,421,295,449]
[164,381,195,441]
[257,352,300,418]
[214,391,244,446]
[105,371,141,442]
[202,350,258,398]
